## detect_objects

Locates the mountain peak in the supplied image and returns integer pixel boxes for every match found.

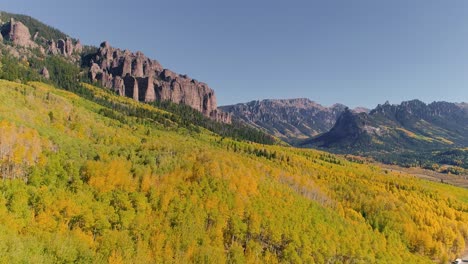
[302,99,468,152]
[220,98,348,142]
[262,98,325,109]
[302,108,372,149]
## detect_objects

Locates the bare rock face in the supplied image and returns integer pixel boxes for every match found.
[47,40,58,55]
[210,110,232,123]
[4,18,37,48]
[137,76,156,102]
[88,41,231,122]
[40,67,50,79]
[113,76,125,96]
[89,62,102,81]
[65,38,74,56]
[57,37,74,57]
[123,75,139,101]
[133,52,145,77]
[100,71,114,88]
[46,37,82,58]
[74,40,83,54]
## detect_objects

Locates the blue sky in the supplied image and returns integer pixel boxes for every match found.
[2,0,468,108]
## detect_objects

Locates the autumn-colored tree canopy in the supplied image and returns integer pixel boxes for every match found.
[0,80,466,263]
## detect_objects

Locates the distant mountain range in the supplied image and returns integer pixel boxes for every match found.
[303,100,468,151]
[220,98,368,144]
[223,99,468,169]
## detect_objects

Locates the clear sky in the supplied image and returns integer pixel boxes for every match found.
[2,0,468,108]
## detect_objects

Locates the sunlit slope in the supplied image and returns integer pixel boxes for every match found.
[0,80,467,263]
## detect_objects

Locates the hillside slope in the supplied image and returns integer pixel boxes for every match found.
[0,80,467,263]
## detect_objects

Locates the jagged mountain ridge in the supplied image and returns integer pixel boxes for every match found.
[220,98,365,144]
[0,11,230,122]
[303,99,468,152]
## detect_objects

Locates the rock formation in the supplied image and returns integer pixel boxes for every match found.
[46,40,58,55]
[0,17,82,61]
[40,67,50,79]
[74,40,82,54]
[52,37,77,57]
[0,16,230,123]
[2,18,37,48]
[88,41,231,122]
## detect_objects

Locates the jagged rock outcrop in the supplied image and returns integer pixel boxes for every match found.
[55,37,75,57]
[113,76,125,96]
[44,37,81,59]
[2,18,37,48]
[74,40,82,54]
[0,17,82,61]
[210,109,232,123]
[0,15,229,122]
[40,67,50,79]
[46,40,58,54]
[88,41,231,122]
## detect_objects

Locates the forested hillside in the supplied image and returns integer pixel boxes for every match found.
[0,79,467,263]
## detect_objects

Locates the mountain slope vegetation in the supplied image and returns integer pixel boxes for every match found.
[0,10,467,264]
[0,79,467,263]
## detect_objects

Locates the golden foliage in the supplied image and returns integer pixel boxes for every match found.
[0,80,466,263]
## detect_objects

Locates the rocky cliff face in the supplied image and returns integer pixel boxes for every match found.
[47,38,82,57]
[220,98,346,143]
[1,18,36,48]
[0,17,82,61]
[88,41,230,123]
[0,14,230,123]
